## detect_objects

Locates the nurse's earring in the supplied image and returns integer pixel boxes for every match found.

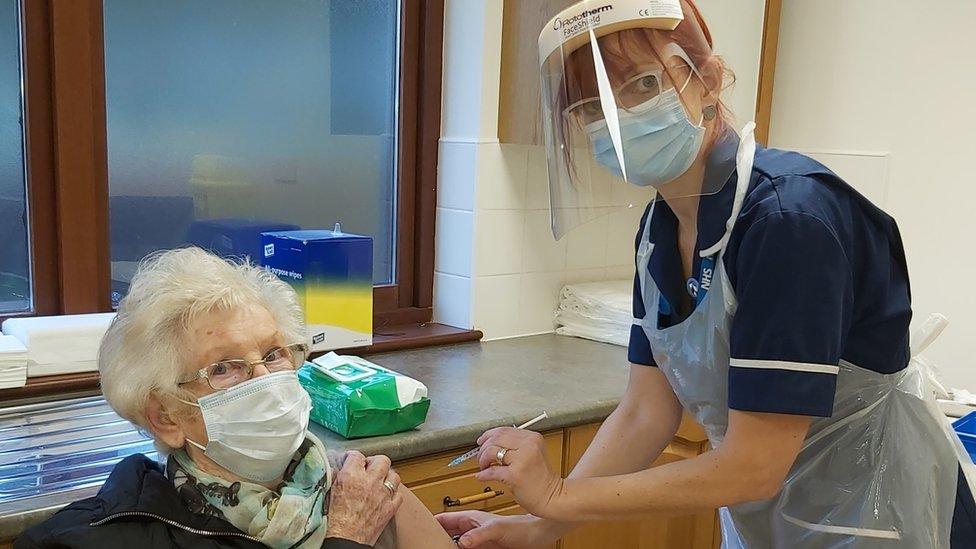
[702,104,717,121]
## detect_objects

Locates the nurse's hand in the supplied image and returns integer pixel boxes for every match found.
[436,511,562,549]
[475,427,568,520]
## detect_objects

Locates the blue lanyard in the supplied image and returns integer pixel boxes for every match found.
[688,253,717,308]
[661,252,718,317]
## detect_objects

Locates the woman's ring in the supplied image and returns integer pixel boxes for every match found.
[383,479,397,497]
[495,447,509,467]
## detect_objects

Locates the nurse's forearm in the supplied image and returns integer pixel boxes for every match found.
[569,366,683,480]
[553,448,767,520]
[547,410,811,522]
[569,393,681,479]
[536,366,683,538]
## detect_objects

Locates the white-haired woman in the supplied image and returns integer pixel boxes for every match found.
[16,248,457,549]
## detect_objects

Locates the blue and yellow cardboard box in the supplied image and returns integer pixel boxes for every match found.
[261,228,373,352]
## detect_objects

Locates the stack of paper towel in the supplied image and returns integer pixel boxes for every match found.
[554,280,632,347]
[1,313,116,377]
[0,334,27,388]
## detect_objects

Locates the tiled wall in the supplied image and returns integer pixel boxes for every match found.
[432,0,648,340]
[434,139,648,340]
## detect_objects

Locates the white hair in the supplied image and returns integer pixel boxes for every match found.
[98,247,306,431]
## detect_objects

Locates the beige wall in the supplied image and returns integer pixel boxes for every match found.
[769,1,976,389]
[693,0,766,129]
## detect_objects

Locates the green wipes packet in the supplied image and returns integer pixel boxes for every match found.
[297,352,431,439]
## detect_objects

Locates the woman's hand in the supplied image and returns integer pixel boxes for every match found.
[436,511,563,549]
[327,451,403,545]
[474,428,568,521]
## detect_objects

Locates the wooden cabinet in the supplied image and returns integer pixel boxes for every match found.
[397,417,720,549]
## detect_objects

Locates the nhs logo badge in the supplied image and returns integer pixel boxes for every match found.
[264,243,275,258]
[700,265,713,292]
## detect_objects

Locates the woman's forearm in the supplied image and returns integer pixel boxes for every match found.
[551,447,767,521]
[537,367,683,537]
[567,394,681,480]
[547,411,811,523]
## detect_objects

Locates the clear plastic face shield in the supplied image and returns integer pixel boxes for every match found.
[539,0,735,239]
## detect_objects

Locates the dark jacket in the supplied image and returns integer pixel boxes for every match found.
[15,454,368,549]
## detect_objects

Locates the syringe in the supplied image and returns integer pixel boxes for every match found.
[445,411,549,468]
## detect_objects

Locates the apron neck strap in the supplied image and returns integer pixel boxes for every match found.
[699,122,757,259]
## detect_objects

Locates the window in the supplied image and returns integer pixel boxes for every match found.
[103,0,401,306]
[0,0,29,315]
[3,0,444,330]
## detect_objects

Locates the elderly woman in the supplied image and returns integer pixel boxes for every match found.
[16,248,456,549]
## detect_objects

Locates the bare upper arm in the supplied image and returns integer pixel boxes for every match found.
[618,365,682,431]
[719,410,812,497]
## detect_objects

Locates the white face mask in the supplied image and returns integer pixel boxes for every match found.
[179,371,312,482]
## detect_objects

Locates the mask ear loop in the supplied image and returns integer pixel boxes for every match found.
[588,27,627,183]
[661,42,711,127]
[171,391,208,452]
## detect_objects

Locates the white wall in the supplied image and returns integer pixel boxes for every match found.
[435,0,768,341]
[769,1,976,389]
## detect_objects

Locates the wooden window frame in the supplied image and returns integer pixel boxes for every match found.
[4,0,445,326]
[374,0,442,329]
[0,0,483,401]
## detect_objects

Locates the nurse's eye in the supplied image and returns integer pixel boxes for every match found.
[634,74,660,96]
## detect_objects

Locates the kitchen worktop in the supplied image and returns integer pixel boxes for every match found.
[312,334,631,461]
[0,334,631,541]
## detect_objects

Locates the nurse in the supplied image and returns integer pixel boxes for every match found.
[438,0,976,547]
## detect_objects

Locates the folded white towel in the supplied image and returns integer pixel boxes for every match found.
[555,280,633,348]
[558,280,632,324]
[2,313,115,377]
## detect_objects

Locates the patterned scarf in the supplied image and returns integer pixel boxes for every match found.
[168,432,332,549]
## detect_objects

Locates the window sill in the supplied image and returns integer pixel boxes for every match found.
[0,323,482,403]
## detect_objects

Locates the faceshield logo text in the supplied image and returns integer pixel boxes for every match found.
[552,4,612,37]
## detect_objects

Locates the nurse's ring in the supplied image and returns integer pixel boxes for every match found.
[495,447,510,467]
[383,480,397,497]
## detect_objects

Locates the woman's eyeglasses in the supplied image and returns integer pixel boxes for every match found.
[179,343,309,390]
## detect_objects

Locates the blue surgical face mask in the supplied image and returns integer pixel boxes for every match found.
[586,84,705,188]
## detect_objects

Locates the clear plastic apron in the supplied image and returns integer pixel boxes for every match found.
[638,122,960,548]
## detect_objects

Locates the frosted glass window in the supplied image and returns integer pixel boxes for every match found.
[103,0,400,305]
[0,0,29,315]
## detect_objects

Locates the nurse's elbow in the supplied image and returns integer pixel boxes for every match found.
[725,453,788,503]
[752,472,786,501]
